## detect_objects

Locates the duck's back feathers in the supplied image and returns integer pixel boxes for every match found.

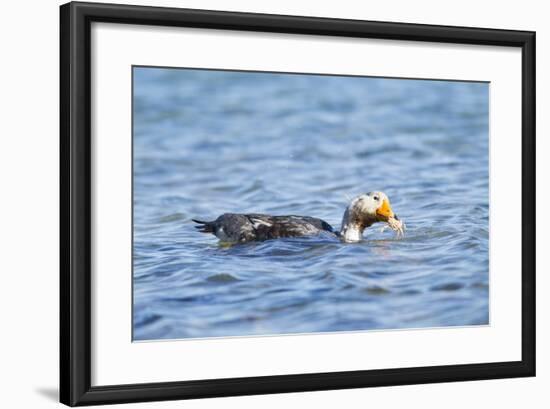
[193,213,335,243]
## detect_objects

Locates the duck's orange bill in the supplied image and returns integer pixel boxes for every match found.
[376,198,395,220]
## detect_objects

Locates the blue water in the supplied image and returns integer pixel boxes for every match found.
[132,67,489,341]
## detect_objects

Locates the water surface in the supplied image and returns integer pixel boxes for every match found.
[133,67,489,341]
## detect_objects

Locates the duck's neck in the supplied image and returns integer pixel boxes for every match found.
[339,207,368,242]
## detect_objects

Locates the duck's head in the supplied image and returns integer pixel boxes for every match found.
[340,191,402,242]
[357,191,397,222]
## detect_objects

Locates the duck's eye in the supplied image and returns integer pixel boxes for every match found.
[373,195,379,201]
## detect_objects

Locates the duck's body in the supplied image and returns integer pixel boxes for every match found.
[193,213,336,243]
[193,192,403,243]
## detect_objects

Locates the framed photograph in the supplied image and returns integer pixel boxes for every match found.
[60,1,535,406]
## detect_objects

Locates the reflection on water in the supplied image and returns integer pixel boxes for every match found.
[133,67,489,341]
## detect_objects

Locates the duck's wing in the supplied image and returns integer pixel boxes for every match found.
[246,214,335,240]
[193,213,335,242]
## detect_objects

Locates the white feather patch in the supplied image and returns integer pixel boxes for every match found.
[250,218,272,228]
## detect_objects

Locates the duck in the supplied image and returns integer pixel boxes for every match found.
[193,191,404,243]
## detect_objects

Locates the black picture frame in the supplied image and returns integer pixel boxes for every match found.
[60,1,536,406]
